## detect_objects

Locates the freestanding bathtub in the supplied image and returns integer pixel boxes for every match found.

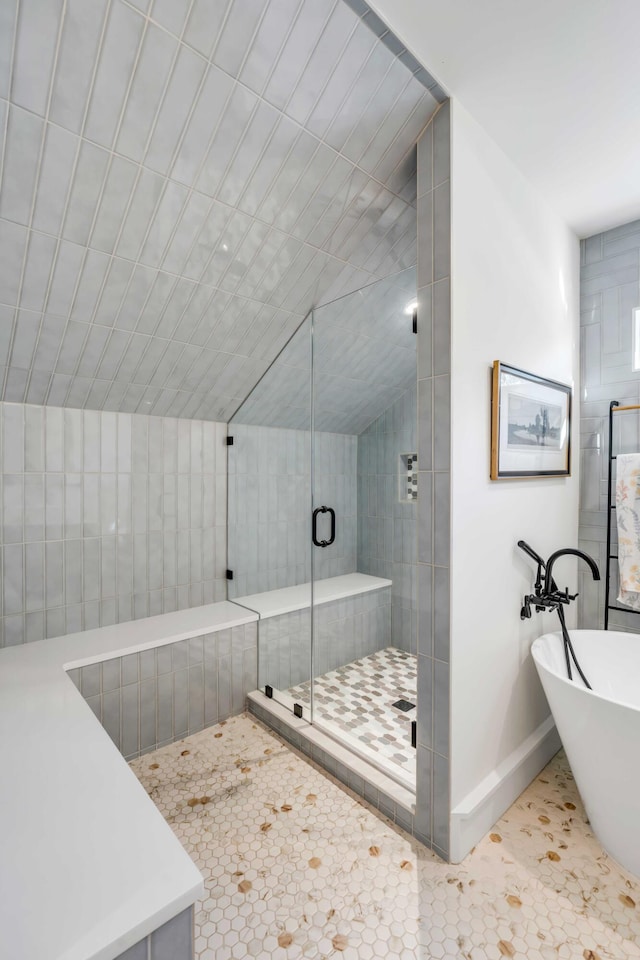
[532,629,640,878]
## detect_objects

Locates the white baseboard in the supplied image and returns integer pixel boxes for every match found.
[449,715,561,863]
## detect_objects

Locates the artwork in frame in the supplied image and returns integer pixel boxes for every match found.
[490,361,572,480]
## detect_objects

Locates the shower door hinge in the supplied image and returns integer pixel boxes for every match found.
[411,720,417,749]
[412,307,417,335]
[293,703,303,719]
[265,685,273,699]
[226,435,234,445]
[226,569,234,580]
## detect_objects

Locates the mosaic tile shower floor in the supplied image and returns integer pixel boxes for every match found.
[131,715,640,960]
[287,647,417,780]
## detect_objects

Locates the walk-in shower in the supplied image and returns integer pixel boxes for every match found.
[228,268,417,789]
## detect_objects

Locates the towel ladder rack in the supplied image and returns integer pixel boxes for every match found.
[604,399,640,629]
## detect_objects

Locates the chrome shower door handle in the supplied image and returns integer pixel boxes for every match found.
[312,506,336,547]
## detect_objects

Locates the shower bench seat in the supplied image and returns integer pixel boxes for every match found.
[0,600,258,960]
[234,571,392,618]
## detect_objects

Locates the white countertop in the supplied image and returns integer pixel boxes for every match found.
[0,601,258,960]
[235,572,392,619]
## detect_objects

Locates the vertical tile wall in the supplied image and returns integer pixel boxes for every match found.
[414,101,451,857]
[257,587,391,693]
[357,386,417,653]
[340,0,447,102]
[227,423,357,597]
[0,403,227,646]
[116,906,193,960]
[313,431,358,582]
[68,623,257,761]
[579,220,640,631]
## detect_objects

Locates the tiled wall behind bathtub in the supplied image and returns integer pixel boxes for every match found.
[358,386,417,654]
[227,423,357,598]
[579,219,640,631]
[0,402,227,646]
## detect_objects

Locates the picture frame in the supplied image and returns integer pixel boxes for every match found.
[490,361,572,480]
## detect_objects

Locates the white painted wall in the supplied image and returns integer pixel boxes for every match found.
[448,101,580,858]
[367,0,640,235]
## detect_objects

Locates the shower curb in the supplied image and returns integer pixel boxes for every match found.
[246,690,446,856]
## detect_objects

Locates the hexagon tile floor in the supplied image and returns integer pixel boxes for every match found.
[130,715,640,960]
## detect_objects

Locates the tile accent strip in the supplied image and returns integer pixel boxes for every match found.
[70,622,257,761]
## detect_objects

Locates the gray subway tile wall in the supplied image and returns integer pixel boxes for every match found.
[0,0,438,423]
[71,622,256,761]
[357,387,417,654]
[258,609,311,693]
[340,0,447,105]
[415,101,451,855]
[0,403,227,646]
[233,270,417,439]
[227,423,357,597]
[115,907,194,960]
[579,220,640,632]
[257,587,391,693]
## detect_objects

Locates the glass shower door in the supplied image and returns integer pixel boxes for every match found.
[227,266,419,791]
[310,270,418,789]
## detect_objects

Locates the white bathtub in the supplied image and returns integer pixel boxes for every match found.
[532,629,640,878]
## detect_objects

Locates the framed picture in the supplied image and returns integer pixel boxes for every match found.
[490,361,572,479]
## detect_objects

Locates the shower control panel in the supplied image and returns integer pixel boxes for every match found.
[399,453,418,502]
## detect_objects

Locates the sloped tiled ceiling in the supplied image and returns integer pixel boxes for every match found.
[233,267,416,434]
[0,0,440,421]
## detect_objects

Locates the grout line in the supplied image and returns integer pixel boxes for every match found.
[0,0,19,405]
[0,0,18,190]
[17,0,69,404]
[59,12,152,404]
[279,1,351,126]
[37,0,114,408]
